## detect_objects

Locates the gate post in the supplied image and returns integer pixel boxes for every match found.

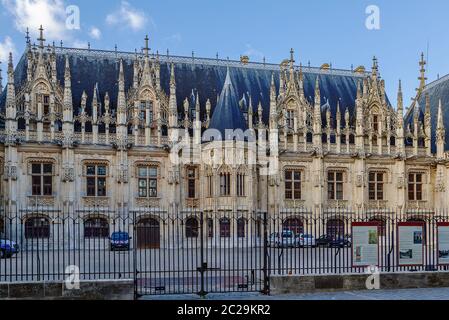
[198,210,207,297]
[262,211,270,295]
[133,208,139,300]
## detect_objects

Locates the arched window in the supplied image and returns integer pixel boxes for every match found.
[283,218,303,235]
[84,217,109,238]
[349,134,355,144]
[185,217,199,238]
[237,218,246,238]
[306,132,313,143]
[25,217,50,239]
[390,136,396,146]
[326,218,345,239]
[220,218,231,238]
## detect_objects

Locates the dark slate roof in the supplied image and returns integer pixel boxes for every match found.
[1,46,375,127]
[209,67,248,139]
[404,74,449,152]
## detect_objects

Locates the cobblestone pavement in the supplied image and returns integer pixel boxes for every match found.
[141,287,449,300]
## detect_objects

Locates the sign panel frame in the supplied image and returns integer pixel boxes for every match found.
[397,222,425,267]
[437,222,449,266]
[351,222,380,268]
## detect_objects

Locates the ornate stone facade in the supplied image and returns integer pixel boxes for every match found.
[0,29,449,221]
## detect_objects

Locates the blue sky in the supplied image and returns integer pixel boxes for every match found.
[1,0,448,112]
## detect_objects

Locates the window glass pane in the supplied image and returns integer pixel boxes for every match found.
[32,176,41,195]
[336,172,343,181]
[139,179,147,188]
[409,174,414,182]
[377,173,383,182]
[138,167,147,177]
[32,164,41,174]
[43,164,52,174]
[369,173,375,181]
[149,167,157,177]
[416,174,422,183]
[86,166,96,176]
[97,166,107,176]
[285,171,292,180]
[293,171,301,181]
[328,172,334,181]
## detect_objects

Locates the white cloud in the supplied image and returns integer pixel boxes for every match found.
[106,1,148,31]
[243,44,265,62]
[1,0,70,41]
[89,27,101,40]
[0,36,16,63]
[71,40,88,49]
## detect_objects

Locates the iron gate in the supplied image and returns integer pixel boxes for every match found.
[133,210,269,297]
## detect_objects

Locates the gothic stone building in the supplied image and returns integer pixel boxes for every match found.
[1,29,449,243]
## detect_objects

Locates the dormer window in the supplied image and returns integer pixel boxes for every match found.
[37,94,50,114]
[140,101,153,123]
[373,115,379,132]
[286,110,294,129]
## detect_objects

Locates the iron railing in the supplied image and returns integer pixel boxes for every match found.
[1,202,449,297]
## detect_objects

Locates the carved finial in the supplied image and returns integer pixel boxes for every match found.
[37,25,45,49]
[25,27,30,45]
[418,52,427,91]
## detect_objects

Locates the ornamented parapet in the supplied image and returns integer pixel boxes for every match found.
[28,196,55,207]
[4,164,17,180]
[367,200,388,210]
[136,198,160,208]
[284,199,306,209]
[61,166,74,182]
[327,200,349,209]
[117,166,129,183]
[82,197,109,207]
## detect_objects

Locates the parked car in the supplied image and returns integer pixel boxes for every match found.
[110,232,131,251]
[295,234,316,247]
[0,239,19,258]
[268,232,280,247]
[316,235,332,247]
[316,234,352,248]
[279,230,296,248]
[329,235,352,248]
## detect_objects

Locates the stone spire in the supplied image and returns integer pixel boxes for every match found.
[63,55,73,126]
[437,99,445,158]
[206,99,211,126]
[117,59,126,117]
[396,80,405,153]
[269,73,277,130]
[5,53,16,122]
[92,83,99,123]
[313,76,322,146]
[37,25,45,50]
[0,61,3,95]
[424,92,431,156]
[248,95,253,129]
[116,59,127,143]
[169,63,177,128]
[418,52,427,92]
[371,56,378,80]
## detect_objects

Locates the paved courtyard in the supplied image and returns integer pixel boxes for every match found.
[141,287,449,300]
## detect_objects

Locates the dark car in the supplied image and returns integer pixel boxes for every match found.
[316,234,351,248]
[110,232,131,251]
[0,240,20,258]
[329,234,352,248]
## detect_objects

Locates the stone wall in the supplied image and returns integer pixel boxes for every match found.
[0,279,134,300]
[270,272,449,295]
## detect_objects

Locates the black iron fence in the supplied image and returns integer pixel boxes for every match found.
[1,203,449,297]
